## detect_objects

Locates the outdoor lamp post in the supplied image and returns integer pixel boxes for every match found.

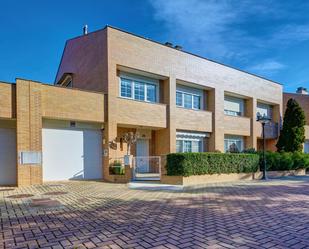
[257,113,271,180]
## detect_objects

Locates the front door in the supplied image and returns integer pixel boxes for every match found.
[136,139,149,173]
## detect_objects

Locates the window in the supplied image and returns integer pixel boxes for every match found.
[146,84,156,102]
[193,95,201,109]
[304,141,309,154]
[64,79,72,87]
[176,91,202,110]
[224,135,244,153]
[183,141,192,152]
[176,131,208,153]
[184,93,192,109]
[121,78,132,98]
[134,81,145,100]
[257,103,272,119]
[120,76,158,103]
[176,91,183,106]
[224,96,244,116]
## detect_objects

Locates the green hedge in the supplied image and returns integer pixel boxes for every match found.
[262,151,309,171]
[166,153,260,176]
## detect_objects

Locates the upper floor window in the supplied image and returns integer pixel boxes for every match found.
[224,96,244,116]
[176,85,203,110]
[256,103,272,119]
[119,74,158,103]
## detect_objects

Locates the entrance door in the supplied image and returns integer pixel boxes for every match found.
[136,139,149,173]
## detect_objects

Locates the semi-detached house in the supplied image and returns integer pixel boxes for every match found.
[0,26,283,186]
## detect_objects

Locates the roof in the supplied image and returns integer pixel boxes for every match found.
[59,25,283,86]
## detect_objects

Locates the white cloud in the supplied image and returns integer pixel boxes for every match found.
[150,0,247,59]
[149,0,309,76]
[246,60,286,75]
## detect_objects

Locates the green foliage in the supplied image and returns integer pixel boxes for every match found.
[166,153,260,176]
[276,98,306,152]
[262,151,309,171]
[242,148,256,154]
[109,160,125,175]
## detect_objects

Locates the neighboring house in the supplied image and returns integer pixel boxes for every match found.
[0,26,283,186]
[283,87,309,153]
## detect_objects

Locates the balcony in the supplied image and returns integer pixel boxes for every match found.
[175,108,212,132]
[224,115,251,136]
[256,121,279,139]
[117,98,167,128]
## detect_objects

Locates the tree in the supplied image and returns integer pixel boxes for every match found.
[122,132,139,155]
[276,98,306,152]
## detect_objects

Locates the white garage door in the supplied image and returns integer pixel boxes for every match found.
[42,128,102,181]
[0,128,16,185]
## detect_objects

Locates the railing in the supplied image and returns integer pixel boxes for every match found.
[257,122,279,139]
[132,156,161,180]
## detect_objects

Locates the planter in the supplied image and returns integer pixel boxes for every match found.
[160,169,306,186]
[267,169,306,178]
[161,172,263,186]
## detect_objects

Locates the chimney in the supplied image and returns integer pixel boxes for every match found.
[83,25,88,35]
[165,42,173,47]
[296,87,308,95]
[174,45,183,50]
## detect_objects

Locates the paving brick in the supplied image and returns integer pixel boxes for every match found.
[1,179,309,249]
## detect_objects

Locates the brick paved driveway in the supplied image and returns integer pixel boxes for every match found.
[1,177,309,249]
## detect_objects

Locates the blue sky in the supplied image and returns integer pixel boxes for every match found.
[0,0,309,92]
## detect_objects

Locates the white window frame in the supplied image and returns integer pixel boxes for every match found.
[119,73,159,103]
[224,96,244,117]
[224,135,244,153]
[176,90,202,110]
[256,103,273,119]
[176,131,209,153]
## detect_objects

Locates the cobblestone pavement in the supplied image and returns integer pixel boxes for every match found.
[1,177,309,249]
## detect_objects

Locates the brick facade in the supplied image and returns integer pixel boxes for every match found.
[0,26,286,186]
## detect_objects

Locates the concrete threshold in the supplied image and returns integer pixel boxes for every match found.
[128,181,184,191]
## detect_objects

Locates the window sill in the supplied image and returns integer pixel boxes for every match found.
[118,96,166,106]
[176,106,210,113]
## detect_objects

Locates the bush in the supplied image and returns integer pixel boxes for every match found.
[109,160,125,175]
[166,153,260,176]
[262,151,309,171]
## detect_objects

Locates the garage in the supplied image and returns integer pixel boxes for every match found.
[0,128,16,185]
[42,126,103,181]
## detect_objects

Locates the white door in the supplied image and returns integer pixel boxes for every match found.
[136,139,149,173]
[0,128,16,185]
[42,128,102,181]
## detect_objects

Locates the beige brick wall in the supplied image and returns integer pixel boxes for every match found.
[0,82,16,119]
[55,29,108,92]
[16,79,43,186]
[224,115,251,136]
[0,79,106,186]
[116,98,167,128]
[175,108,212,132]
[41,84,105,122]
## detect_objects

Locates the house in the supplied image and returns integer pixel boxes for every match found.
[0,26,283,186]
[283,87,309,153]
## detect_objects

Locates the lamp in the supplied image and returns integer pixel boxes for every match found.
[257,113,271,180]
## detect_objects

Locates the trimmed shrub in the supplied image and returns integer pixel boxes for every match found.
[166,153,260,176]
[262,151,309,171]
